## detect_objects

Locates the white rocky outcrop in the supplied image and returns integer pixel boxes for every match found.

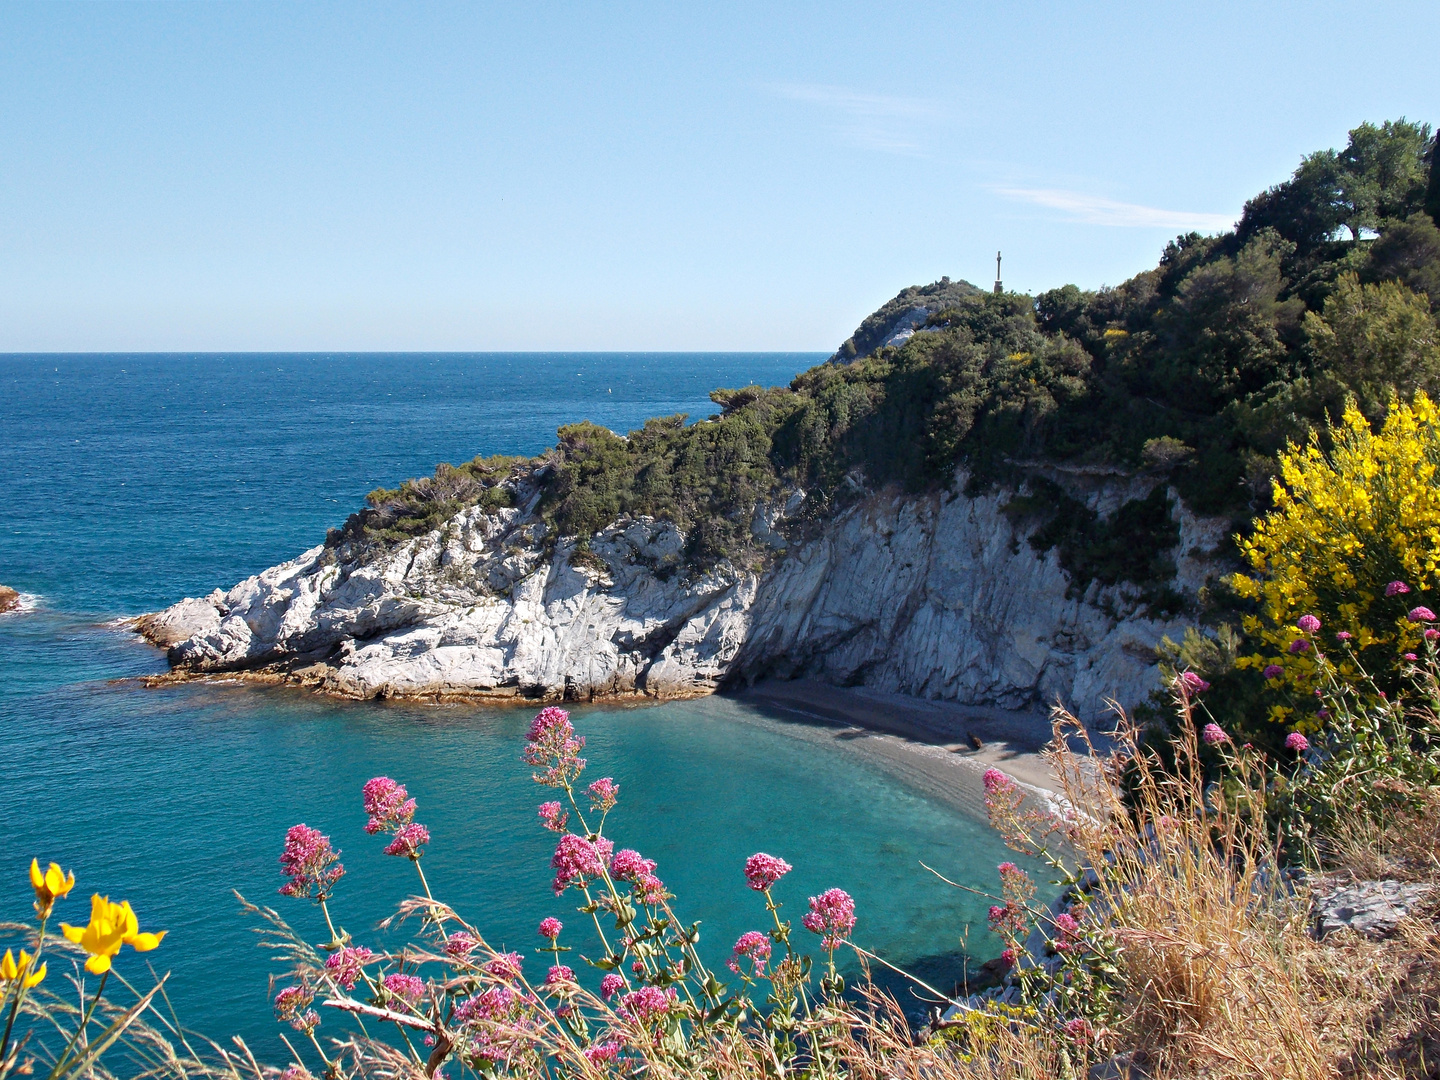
[137,471,1226,716]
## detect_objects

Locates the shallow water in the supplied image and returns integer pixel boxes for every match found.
[2,353,1034,1054]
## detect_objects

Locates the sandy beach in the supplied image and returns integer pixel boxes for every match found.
[721,678,1076,820]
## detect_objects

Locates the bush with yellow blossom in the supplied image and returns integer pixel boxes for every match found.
[1233,391,1440,728]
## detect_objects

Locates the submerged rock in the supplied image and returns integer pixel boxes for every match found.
[0,586,18,613]
[136,470,1226,715]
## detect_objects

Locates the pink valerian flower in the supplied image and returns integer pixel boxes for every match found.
[999,947,1017,967]
[801,888,856,950]
[1064,1017,1094,1044]
[278,824,345,901]
[1387,581,1412,597]
[274,985,314,1024]
[453,985,516,1023]
[382,822,430,859]
[544,965,576,987]
[982,768,1009,794]
[1427,629,1440,641]
[324,946,376,990]
[1052,912,1082,953]
[362,777,417,834]
[631,960,645,976]
[1289,639,1310,654]
[1202,723,1228,746]
[1405,652,1419,661]
[600,973,625,999]
[633,873,669,906]
[550,834,611,895]
[1175,671,1210,693]
[619,986,675,1022]
[584,1042,621,1064]
[538,801,568,833]
[538,917,563,940]
[1336,631,1354,642]
[587,777,619,813]
[1297,614,1321,633]
[445,932,479,958]
[524,707,587,788]
[1410,607,1438,623]
[1318,708,1331,720]
[610,849,657,882]
[279,1067,312,1080]
[1285,732,1310,753]
[383,973,426,1003]
[483,952,524,980]
[1263,664,1284,679]
[728,930,772,975]
[743,852,793,891]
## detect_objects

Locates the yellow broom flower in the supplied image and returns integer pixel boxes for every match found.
[30,858,76,919]
[0,948,45,989]
[60,894,166,974]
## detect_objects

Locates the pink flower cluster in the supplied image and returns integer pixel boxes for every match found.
[1064,1016,1094,1044]
[1052,911,1081,953]
[550,833,612,895]
[383,973,426,1003]
[600,973,626,999]
[454,985,517,1024]
[1202,723,1228,746]
[443,933,478,959]
[1386,580,1412,597]
[1410,606,1437,623]
[383,823,431,859]
[538,917,563,940]
[728,930,772,975]
[538,801,569,833]
[484,952,524,980]
[544,964,576,987]
[633,872,669,906]
[274,984,314,1022]
[1297,614,1321,633]
[323,945,375,990]
[583,1042,621,1065]
[1289,638,1310,654]
[525,707,587,787]
[362,777,430,860]
[1176,671,1210,693]
[743,852,792,891]
[278,824,345,901]
[610,849,657,881]
[362,777,416,834]
[801,888,856,950]
[619,986,675,1022]
[982,767,1009,794]
[587,777,619,812]
[1285,732,1310,753]
[1263,664,1284,679]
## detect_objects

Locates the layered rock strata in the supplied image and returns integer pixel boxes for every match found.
[136,471,1226,717]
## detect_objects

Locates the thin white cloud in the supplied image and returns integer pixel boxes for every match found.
[772,83,940,154]
[995,187,1236,232]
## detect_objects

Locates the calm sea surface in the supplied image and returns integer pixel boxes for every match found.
[1,353,1031,1054]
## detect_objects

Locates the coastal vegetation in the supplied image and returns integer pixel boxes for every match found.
[350,120,1439,590]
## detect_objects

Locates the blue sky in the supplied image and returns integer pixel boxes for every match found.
[1,1,1435,352]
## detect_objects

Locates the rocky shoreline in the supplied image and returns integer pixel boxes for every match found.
[134,467,1229,720]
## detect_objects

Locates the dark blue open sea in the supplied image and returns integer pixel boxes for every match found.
[1,353,1028,1056]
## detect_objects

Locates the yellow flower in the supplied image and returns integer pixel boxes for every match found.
[30,858,76,919]
[0,948,46,989]
[61,894,166,974]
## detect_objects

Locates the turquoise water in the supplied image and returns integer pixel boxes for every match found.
[2,353,1029,1054]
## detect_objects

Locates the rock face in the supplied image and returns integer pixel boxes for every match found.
[0,586,18,614]
[1313,879,1436,939]
[137,471,1227,716]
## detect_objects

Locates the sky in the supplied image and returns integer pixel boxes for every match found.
[0,1,1436,352]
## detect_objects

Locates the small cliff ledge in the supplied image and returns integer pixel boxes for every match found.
[137,469,1225,717]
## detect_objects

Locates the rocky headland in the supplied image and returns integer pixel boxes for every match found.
[135,459,1227,718]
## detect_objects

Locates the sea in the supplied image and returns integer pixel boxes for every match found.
[1,353,1033,1057]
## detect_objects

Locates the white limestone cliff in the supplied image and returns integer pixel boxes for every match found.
[135,472,1228,717]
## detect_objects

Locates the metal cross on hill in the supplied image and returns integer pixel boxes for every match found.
[994,251,1002,294]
